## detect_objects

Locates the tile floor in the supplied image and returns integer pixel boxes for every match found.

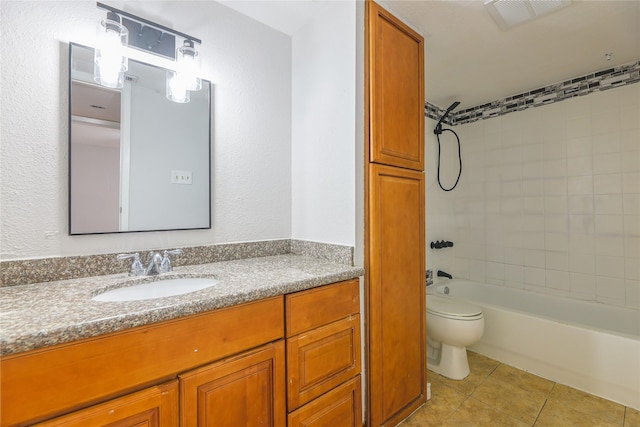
[400,351,640,427]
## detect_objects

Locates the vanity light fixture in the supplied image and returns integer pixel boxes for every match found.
[166,70,191,103]
[176,40,202,91]
[94,10,128,88]
[94,2,202,102]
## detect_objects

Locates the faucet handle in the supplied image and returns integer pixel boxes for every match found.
[117,253,145,276]
[160,249,183,273]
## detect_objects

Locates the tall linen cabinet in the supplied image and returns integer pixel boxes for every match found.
[365,1,426,426]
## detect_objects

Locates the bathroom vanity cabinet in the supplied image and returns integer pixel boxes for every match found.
[1,279,361,427]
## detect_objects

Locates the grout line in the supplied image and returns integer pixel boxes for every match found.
[445,394,471,425]
[532,398,550,426]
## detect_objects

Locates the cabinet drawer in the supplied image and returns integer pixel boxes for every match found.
[287,315,361,410]
[34,380,178,427]
[180,340,286,427]
[0,296,284,426]
[287,375,362,427]
[286,279,359,337]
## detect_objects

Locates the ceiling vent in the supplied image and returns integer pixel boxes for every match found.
[484,0,572,31]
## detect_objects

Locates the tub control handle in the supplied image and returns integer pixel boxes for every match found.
[430,240,454,249]
[437,270,453,280]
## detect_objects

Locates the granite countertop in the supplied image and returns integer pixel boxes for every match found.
[0,254,364,356]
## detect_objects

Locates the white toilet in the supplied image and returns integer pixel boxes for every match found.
[426,294,484,380]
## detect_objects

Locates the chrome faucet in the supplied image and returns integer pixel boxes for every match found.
[160,249,183,273]
[118,249,183,276]
[117,253,145,276]
[144,252,164,276]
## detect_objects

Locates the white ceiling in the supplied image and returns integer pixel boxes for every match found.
[221,0,640,110]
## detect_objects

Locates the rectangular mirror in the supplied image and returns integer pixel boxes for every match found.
[69,43,211,234]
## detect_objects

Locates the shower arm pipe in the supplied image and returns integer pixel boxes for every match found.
[434,101,460,135]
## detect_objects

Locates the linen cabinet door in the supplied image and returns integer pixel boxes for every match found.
[180,341,286,427]
[33,381,178,427]
[367,163,426,426]
[367,0,424,171]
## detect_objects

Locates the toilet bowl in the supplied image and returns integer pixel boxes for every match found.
[427,294,484,380]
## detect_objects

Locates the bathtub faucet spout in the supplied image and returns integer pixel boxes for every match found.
[437,270,453,279]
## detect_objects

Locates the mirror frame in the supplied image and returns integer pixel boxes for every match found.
[68,42,212,235]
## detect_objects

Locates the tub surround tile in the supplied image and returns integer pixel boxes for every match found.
[0,254,363,356]
[0,239,353,287]
[426,61,640,126]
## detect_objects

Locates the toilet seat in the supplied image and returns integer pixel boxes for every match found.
[427,294,483,320]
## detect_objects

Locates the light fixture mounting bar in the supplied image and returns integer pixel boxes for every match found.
[96,2,201,45]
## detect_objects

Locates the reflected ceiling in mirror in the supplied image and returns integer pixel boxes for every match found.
[69,43,211,235]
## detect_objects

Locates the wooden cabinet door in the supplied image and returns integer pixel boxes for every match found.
[179,341,286,427]
[367,163,426,426]
[34,381,178,427]
[367,0,424,171]
[287,315,361,410]
[287,376,362,427]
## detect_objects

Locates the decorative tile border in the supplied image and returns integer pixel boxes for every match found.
[0,239,355,287]
[426,60,640,125]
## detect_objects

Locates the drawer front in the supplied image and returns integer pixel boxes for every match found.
[287,375,362,427]
[287,315,361,410]
[33,380,178,427]
[286,279,359,337]
[0,296,284,426]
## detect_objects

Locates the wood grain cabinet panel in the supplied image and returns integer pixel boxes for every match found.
[285,280,362,425]
[179,341,286,427]
[286,279,359,337]
[33,380,178,427]
[0,297,283,426]
[287,376,362,427]
[287,315,361,410]
[367,163,426,426]
[367,0,424,171]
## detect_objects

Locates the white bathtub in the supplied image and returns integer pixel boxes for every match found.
[427,279,640,410]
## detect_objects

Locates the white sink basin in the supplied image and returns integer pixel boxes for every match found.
[92,277,219,302]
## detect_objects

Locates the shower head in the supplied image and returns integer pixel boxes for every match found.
[434,101,461,135]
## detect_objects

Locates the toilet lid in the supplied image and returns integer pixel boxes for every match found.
[427,294,483,318]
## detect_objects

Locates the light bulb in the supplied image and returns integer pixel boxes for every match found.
[166,71,190,103]
[94,13,128,88]
[176,40,201,91]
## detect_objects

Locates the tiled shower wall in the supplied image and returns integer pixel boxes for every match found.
[426,83,639,309]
